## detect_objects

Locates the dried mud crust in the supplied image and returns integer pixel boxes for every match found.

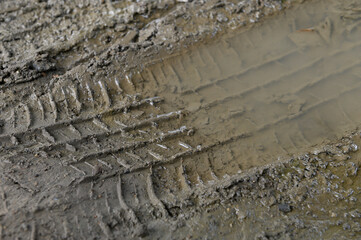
[1,0,360,239]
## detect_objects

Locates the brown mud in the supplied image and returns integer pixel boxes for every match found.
[133,0,361,173]
[0,0,361,239]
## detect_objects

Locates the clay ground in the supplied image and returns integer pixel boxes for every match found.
[0,0,361,239]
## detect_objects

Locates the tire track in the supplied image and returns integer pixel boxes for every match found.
[0,76,138,138]
[2,0,361,239]
[134,8,361,174]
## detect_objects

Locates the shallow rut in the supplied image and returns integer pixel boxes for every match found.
[133,0,361,181]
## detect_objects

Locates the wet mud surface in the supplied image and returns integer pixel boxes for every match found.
[1,0,361,239]
[133,0,361,172]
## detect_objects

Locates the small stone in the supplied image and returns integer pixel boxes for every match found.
[114,24,127,32]
[139,26,155,42]
[20,223,29,231]
[334,154,350,161]
[10,135,19,145]
[343,223,351,230]
[330,211,337,218]
[278,203,292,213]
[350,144,358,152]
[65,143,76,152]
[268,196,277,206]
[342,145,350,153]
[120,30,138,45]
[217,13,228,23]
[349,210,361,218]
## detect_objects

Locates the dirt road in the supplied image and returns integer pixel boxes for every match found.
[0,0,361,239]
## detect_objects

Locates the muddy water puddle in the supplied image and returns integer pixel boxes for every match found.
[132,0,361,182]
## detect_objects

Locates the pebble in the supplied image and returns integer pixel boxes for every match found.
[278,203,292,213]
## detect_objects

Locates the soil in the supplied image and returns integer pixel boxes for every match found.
[0,0,361,239]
